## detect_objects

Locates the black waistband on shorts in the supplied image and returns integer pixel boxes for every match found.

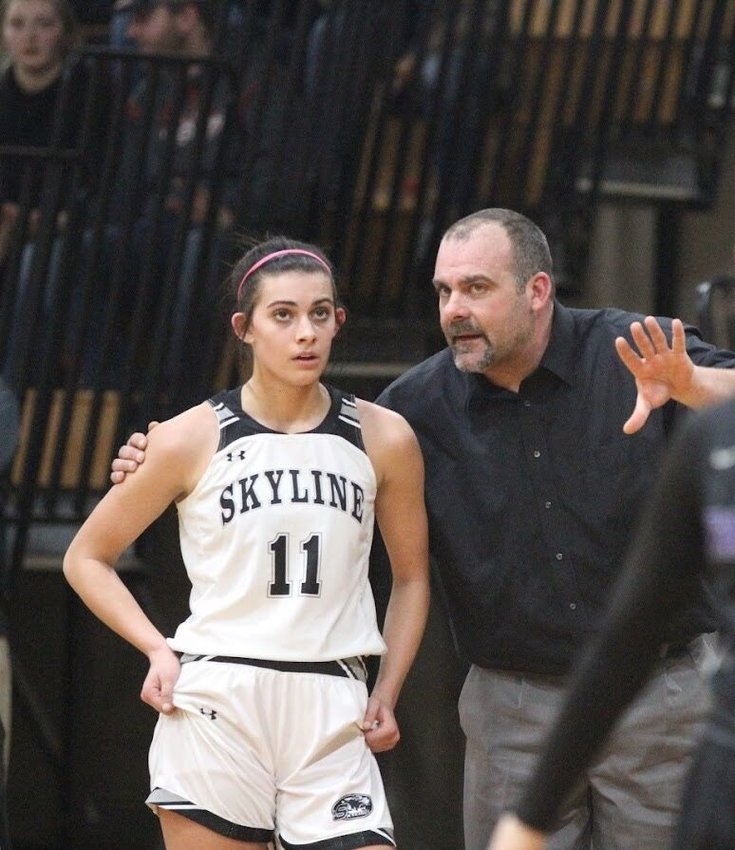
[177,653,367,682]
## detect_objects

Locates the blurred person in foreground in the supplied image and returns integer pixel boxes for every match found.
[0,374,20,849]
[488,393,735,850]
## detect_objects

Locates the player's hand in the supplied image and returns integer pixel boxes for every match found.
[141,646,181,715]
[362,695,399,753]
[486,813,547,850]
[110,422,159,484]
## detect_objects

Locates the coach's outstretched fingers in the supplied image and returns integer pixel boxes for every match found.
[615,317,694,434]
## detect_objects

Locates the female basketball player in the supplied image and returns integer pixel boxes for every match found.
[63,236,430,850]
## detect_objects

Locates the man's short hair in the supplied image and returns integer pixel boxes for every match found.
[443,208,554,291]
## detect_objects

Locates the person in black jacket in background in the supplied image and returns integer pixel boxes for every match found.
[0,0,108,388]
[0,0,83,263]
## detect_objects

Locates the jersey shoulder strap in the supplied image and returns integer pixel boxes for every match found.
[206,385,367,454]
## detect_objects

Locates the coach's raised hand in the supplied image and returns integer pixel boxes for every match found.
[616,316,735,434]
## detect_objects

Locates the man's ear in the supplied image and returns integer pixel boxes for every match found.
[528,272,553,310]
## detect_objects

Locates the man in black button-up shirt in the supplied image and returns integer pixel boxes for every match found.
[376,208,735,850]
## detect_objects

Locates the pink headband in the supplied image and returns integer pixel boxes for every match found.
[236,249,332,300]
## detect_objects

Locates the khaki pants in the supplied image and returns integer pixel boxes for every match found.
[459,635,716,850]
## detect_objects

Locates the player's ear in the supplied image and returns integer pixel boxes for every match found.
[231,312,248,343]
[334,307,347,336]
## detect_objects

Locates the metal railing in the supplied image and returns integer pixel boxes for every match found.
[0,0,732,576]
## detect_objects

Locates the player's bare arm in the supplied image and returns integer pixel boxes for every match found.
[359,399,430,753]
[65,404,218,711]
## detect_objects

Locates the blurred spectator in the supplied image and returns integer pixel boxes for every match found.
[119,0,214,55]
[110,0,247,391]
[108,0,134,48]
[391,0,507,240]
[110,0,251,55]
[0,0,108,388]
[298,1,404,230]
[0,0,82,263]
[392,0,505,128]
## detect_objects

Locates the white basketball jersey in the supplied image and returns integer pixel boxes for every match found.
[168,385,386,662]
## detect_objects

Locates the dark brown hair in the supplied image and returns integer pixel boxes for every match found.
[228,235,340,331]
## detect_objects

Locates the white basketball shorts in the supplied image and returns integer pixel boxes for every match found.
[146,655,395,848]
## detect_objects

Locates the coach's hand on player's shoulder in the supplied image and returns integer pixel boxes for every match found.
[110,422,160,484]
[362,695,400,753]
[141,645,181,715]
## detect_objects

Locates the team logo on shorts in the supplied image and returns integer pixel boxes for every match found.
[331,793,373,821]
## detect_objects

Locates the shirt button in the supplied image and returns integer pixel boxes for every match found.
[555,552,563,561]
[544,501,552,509]
[533,450,541,458]
[569,603,577,610]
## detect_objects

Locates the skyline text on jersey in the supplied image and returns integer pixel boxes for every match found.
[219,467,367,526]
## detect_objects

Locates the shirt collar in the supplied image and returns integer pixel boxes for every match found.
[538,300,576,385]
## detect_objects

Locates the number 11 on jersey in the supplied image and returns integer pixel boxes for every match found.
[268,533,322,597]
